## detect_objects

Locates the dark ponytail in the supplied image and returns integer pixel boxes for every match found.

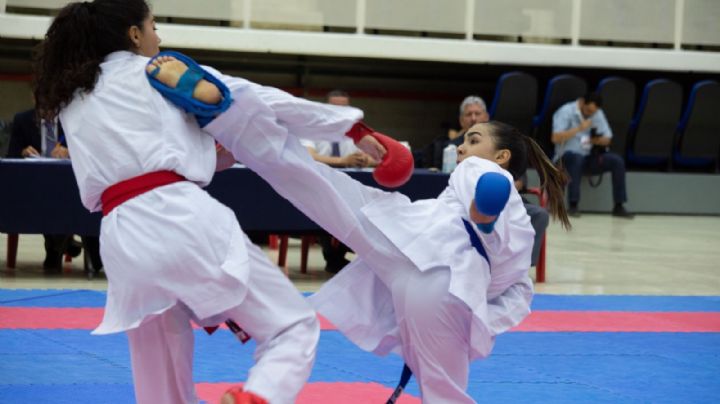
[487,121,571,230]
[33,0,150,121]
[523,135,571,230]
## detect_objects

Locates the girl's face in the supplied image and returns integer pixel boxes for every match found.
[457,123,510,167]
[130,13,161,57]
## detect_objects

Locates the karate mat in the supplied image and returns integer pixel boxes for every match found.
[1,289,719,403]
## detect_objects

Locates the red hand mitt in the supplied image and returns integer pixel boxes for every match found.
[346,122,414,188]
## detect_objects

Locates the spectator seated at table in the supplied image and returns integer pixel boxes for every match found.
[7,107,103,273]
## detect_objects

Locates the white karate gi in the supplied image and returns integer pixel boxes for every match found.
[200,77,536,403]
[59,51,319,404]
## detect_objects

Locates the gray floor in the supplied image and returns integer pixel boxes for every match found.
[2,214,720,295]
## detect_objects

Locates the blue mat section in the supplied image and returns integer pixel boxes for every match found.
[0,330,131,385]
[190,330,425,397]
[3,289,720,311]
[0,289,106,307]
[2,329,718,403]
[0,385,136,404]
[530,294,720,312]
[2,289,719,402]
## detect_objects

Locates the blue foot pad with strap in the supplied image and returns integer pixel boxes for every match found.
[146,50,233,127]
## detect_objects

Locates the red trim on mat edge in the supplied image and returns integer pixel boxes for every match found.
[195,382,421,404]
[2,307,719,332]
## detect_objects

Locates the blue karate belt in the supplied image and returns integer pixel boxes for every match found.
[462,218,490,265]
[387,219,489,403]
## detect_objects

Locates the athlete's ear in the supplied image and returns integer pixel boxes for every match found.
[494,149,511,167]
[128,25,142,50]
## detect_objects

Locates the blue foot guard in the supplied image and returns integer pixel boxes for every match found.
[146,50,233,127]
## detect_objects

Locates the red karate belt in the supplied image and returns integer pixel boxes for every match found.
[101,171,186,216]
[101,171,252,342]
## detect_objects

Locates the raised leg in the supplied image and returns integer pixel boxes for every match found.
[204,88,394,259]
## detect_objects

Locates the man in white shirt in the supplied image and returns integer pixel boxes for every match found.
[551,92,633,218]
[300,90,376,169]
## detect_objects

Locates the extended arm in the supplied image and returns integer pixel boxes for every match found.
[590,109,613,147]
[471,171,511,233]
[551,118,591,144]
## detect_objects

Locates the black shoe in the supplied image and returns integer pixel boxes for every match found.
[567,205,581,218]
[84,259,102,280]
[612,204,634,219]
[42,253,62,273]
[66,239,83,258]
[324,258,350,274]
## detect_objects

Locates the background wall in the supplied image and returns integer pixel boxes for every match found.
[0,0,718,155]
[0,45,717,151]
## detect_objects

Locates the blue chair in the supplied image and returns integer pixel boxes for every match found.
[597,77,636,158]
[627,79,683,168]
[673,80,720,170]
[532,74,587,157]
[488,71,538,135]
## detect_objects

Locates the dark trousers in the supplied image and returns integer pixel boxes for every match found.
[43,234,73,259]
[43,234,102,271]
[523,202,549,267]
[561,151,627,205]
[319,234,351,268]
[82,236,103,272]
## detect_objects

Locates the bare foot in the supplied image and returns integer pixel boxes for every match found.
[219,388,268,404]
[219,392,235,404]
[146,56,222,104]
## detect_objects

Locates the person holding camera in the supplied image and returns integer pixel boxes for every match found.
[551,92,633,218]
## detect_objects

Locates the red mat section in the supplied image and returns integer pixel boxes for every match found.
[0,307,104,329]
[195,382,420,403]
[0,307,337,331]
[514,311,720,332]
[2,307,720,332]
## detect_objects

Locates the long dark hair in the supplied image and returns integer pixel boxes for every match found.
[487,121,571,230]
[33,0,150,121]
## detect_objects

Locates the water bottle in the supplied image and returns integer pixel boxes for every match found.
[442,144,457,173]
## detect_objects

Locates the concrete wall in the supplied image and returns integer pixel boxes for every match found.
[0,80,33,121]
[527,169,720,215]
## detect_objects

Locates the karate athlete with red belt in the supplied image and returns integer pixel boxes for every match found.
[34,1,325,403]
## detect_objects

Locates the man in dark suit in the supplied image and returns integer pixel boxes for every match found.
[9,109,39,157]
[7,108,102,274]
